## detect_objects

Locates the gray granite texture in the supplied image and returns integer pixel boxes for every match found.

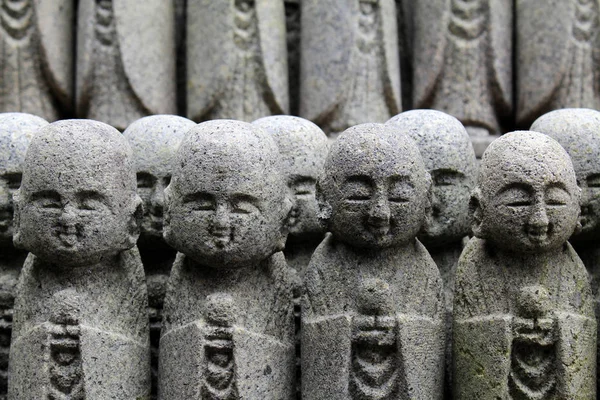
[9,119,150,399]
[187,0,289,122]
[300,0,401,135]
[76,0,176,131]
[0,113,47,399]
[123,114,195,399]
[0,0,73,121]
[159,120,295,400]
[412,0,512,158]
[386,109,477,398]
[517,0,600,128]
[302,123,445,399]
[530,108,600,392]
[454,131,596,399]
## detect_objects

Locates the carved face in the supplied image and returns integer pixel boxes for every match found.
[15,121,140,266]
[0,170,21,245]
[253,116,328,240]
[387,110,477,247]
[530,109,600,245]
[475,132,580,254]
[320,124,430,249]
[123,115,193,244]
[165,121,290,268]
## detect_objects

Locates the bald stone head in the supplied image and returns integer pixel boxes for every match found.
[319,123,431,250]
[0,113,48,246]
[14,120,143,267]
[530,108,600,245]
[387,110,477,247]
[253,115,329,240]
[164,120,292,269]
[472,131,580,254]
[123,115,195,244]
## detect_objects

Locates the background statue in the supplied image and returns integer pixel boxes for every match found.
[186,0,289,122]
[76,0,177,131]
[0,113,47,399]
[303,123,445,399]
[386,109,477,398]
[0,0,73,121]
[159,120,295,400]
[8,120,150,399]
[412,0,512,157]
[285,0,301,116]
[123,114,195,399]
[300,0,401,136]
[454,131,596,398]
[517,0,600,128]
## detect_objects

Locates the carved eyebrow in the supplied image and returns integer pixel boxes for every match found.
[182,192,214,203]
[545,181,570,193]
[76,190,108,203]
[29,190,61,202]
[497,182,533,196]
[387,174,413,185]
[343,175,373,186]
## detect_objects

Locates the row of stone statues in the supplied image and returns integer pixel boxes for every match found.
[3,1,598,150]
[0,108,599,399]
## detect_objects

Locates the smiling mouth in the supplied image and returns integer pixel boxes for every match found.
[210,230,233,248]
[57,233,78,248]
[367,223,390,237]
[526,228,549,243]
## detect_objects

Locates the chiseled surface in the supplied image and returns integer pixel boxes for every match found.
[123,114,195,399]
[303,123,445,399]
[159,120,295,400]
[387,109,477,398]
[454,131,596,399]
[8,120,150,399]
[0,113,47,399]
[300,0,401,135]
[530,108,600,392]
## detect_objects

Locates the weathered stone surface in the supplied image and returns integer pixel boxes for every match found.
[159,120,295,400]
[187,0,289,122]
[0,113,47,399]
[386,109,477,398]
[123,114,195,399]
[412,0,512,157]
[76,0,176,131]
[303,123,445,399]
[517,1,600,128]
[9,120,150,399]
[300,0,401,135]
[454,131,596,399]
[530,108,600,392]
[0,0,73,121]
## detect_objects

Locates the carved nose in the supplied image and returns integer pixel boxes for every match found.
[368,196,391,226]
[58,204,77,226]
[213,205,230,230]
[150,186,164,216]
[528,203,549,230]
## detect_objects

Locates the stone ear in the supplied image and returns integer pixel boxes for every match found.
[316,180,332,231]
[162,185,174,246]
[469,188,484,238]
[12,189,23,249]
[126,195,143,248]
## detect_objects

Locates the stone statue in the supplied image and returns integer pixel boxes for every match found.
[386,109,477,397]
[158,120,295,399]
[8,120,150,399]
[76,0,176,131]
[303,123,445,399]
[123,114,195,399]
[529,108,600,391]
[0,113,47,399]
[300,0,401,136]
[187,0,289,122]
[517,0,600,128]
[253,115,328,399]
[285,0,301,115]
[0,0,73,121]
[412,0,512,158]
[454,131,596,398]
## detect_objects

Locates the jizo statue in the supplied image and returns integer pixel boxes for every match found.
[302,123,445,399]
[0,113,47,399]
[386,109,477,398]
[159,120,295,400]
[300,0,402,135]
[8,120,150,399]
[76,0,177,130]
[0,0,73,120]
[186,0,289,122]
[123,114,195,399]
[453,131,596,399]
[530,108,600,392]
